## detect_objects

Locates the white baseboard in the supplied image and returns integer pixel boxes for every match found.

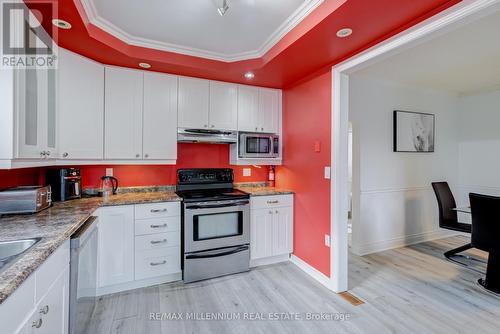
[289,255,333,290]
[96,272,182,296]
[351,230,459,256]
[250,254,290,267]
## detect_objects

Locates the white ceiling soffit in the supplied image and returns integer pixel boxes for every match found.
[351,9,500,96]
[80,0,324,62]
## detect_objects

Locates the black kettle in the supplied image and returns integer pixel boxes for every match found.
[99,176,118,197]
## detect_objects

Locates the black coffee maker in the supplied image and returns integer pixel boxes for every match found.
[46,168,82,202]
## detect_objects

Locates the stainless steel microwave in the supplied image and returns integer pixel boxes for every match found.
[239,133,279,158]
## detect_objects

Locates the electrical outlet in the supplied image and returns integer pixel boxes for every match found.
[106,168,113,176]
[324,166,331,179]
[243,168,251,177]
[325,234,331,247]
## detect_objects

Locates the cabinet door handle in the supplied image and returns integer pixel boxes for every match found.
[267,200,279,204]
[275,210,279,214]
[150,208,168,213]
[62,152,69,158]
[261,127,264,131]
[135,154,140,158]
[144,154,149,158]
[204,124,208,128]
[211,125,215,128]
[32,318,43,328]
[150,260,167,266]
[39,305,49,314]
[150,223,167,228]
[269,210,273,214]
[150,239,167,244]
[46,151,51,156]
[255,127,258,131]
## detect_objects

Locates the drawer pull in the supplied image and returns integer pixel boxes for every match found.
[150,208,168,213]
[267,200,279,204]
[150,260,167,266]
[150,239,167,244]
[150,223,168,228]
[39,305,49,315]
[32,318,43,328]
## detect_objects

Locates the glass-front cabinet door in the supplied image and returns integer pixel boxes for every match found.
[15,67,57,159]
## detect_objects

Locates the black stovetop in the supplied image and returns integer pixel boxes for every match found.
[176,169,249,203]
[176,188,249,203]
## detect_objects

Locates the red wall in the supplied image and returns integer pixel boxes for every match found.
[0,144,269,190]
[277,68,331,276]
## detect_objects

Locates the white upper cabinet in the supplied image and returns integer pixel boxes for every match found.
[237,86,279,134]
[16,67,58,159]
[258,88,279,134]
[209,81,237,130]
[104,67,144,160]
[178,77,209,129]
[237,85,260,132]
[143,72,178,160]
[58,49,104,160]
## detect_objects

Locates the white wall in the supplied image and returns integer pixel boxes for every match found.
[456,90,500,207]
[349,76,460,255]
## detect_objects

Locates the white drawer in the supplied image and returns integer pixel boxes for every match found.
[135,232,180,251]
[135,216,180,236]
[251,194,293,210]
[35,240,70,303]
[135,202,180,220]
[134,247,181,280]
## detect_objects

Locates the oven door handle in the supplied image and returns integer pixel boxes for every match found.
[186,201,249,209]
[185,245,249,259]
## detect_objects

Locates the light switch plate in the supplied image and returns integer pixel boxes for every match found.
[324,166,331,179]
[106,168,113,176]
[243,168,251,177]
[325,234,331,247]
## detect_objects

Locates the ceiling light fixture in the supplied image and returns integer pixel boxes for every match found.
[214,0,230,16]
[336,28,353,38]
[52,19,72,30]
[244,72,255,80]
[139,62,151,69]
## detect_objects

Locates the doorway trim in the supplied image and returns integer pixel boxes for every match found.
[329,0,500,292]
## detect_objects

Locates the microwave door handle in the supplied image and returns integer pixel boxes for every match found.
[185,245,248,259]
[186,201,249,209]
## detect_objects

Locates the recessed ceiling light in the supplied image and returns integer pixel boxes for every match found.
[139,62,151,69]
[52,19,72,30]
[336,28,353,38]
[244,72,255,80]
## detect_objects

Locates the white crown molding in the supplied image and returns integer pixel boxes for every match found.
[79,0,324,62]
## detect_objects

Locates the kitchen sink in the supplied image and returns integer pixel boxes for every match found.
[0,237,42,274]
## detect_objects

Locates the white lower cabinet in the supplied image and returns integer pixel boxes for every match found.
[250,195,294,264]
[96,202,181,295]
[0,241,70,334]
[97,205,135,287]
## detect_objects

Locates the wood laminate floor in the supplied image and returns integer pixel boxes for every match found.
[88,236,500,334]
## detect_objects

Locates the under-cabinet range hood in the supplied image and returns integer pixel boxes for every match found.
[177,128,237,144]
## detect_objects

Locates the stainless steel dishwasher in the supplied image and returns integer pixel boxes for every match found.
[69,216,98,334]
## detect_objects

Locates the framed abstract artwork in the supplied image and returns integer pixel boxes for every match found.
[393,110,435,153]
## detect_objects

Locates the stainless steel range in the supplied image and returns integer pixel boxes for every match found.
[176,169,250,283]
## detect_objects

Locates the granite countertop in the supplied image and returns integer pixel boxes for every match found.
[0,191,181,304]
[236,185,294,197]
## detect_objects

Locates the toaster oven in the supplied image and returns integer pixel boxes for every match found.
[0,186,52,214]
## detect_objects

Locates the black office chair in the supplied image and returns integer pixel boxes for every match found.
[432,182,472,261]
[470,193,500,294]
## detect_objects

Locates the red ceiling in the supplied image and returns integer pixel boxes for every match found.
[26,0,461,88]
